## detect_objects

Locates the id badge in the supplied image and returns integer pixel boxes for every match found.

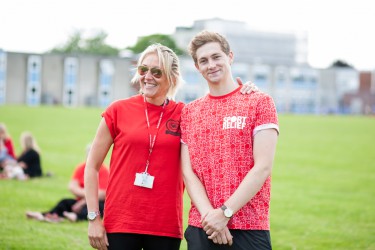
[134,172,154,189]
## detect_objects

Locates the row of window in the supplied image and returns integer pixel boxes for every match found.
[1,54,115,107]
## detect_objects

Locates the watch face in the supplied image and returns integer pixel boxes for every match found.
[224,209,233,218]
[88,212,97,220]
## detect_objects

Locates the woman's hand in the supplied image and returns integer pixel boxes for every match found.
[88,219,108,250]
[236,77,259,94]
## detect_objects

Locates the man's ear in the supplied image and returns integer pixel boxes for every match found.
[229,51,234,65]
[195,63,199,70]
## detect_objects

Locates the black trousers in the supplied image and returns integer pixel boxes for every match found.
[43,198,105,221]
[184,226,272,250]
[107,233,181,250]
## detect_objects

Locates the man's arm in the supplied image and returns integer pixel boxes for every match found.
[98,189,106,201]
[181,144,213,217]
[69,167,106,202]
[69,179,85,199]
[203,129,278,238]
[181,143,233,245]
[224,129,278,212]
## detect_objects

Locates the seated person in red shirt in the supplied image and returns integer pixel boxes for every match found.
[0,123,16,168]
[26,144,109,222]
[2,131,42,180]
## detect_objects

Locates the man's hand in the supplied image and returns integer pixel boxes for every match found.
[211,227,233,246]
[201,208,229,238]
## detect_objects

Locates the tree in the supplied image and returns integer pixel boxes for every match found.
[52,31,81,54]
[50,30,120,56]
[127,34,185,55]
[330,60,353,68]
[84,31,120,56]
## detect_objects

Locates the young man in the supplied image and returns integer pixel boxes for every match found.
[181,30,279,250]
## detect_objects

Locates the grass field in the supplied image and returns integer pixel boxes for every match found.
[1,105,374,250]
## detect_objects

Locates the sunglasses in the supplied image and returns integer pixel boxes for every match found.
[137,65,163,79]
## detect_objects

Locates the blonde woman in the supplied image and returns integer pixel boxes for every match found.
[3,131,42,180]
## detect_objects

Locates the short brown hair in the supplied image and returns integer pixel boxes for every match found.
[188,30,231,64]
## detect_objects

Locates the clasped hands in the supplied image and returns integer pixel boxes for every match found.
[201,208,233,246]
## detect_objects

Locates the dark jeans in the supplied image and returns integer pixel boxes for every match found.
[184,225,272,250]
[43,198,105,220]
[107,233,181,250]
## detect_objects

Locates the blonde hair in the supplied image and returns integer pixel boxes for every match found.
[188,30,231,64]
[20,131,40,153]
[131,43,183,99]
[0,123,11,140]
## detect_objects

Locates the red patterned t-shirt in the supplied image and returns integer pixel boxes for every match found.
[181,86,279,230]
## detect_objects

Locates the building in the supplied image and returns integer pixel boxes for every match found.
[177,60,322,114]
[173,19,369,115]
[173,18,307,66]
[1,19,373,115]
[0,50,137,107]
[342,71,375,114]
[319,66,360,114]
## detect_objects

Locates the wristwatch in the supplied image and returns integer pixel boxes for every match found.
[87,211,101,221]
[220,205,233,218]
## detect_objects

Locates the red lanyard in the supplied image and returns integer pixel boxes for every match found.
[143,96,166,172]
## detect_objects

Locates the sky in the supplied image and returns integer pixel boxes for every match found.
[1,0,374,70]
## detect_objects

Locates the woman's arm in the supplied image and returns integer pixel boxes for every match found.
[84,118,113,250]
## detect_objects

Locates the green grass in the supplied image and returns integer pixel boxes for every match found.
[1,106,375,250]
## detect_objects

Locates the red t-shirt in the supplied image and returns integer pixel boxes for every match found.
[102,95,184,239]
[72,162,109,196]
[4,138,16,159]
[181,87,279,230]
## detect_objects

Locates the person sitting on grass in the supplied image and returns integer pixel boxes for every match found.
[26,144,109,223]
[0,122,16,169]
[2,131,42,180]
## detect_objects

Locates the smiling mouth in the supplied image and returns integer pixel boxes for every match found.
[144,82,157,88]
[208,70,220,76]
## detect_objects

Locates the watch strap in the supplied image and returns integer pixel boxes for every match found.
[220,205,228,211]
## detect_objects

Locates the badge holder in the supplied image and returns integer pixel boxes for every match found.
[134,97,166,190]
[134,171,154,189]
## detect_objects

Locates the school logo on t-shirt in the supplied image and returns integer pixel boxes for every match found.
[222,116,247,129]
[166,119,181,136]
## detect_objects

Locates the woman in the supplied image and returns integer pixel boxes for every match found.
[84,43,256,250]
[0,123,16,166]
[3,131,42,180]
[17,131,42,178]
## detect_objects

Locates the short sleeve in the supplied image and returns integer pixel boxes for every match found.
[71,164,85,188]
[102,102,119,140]
[254,94,279,136]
